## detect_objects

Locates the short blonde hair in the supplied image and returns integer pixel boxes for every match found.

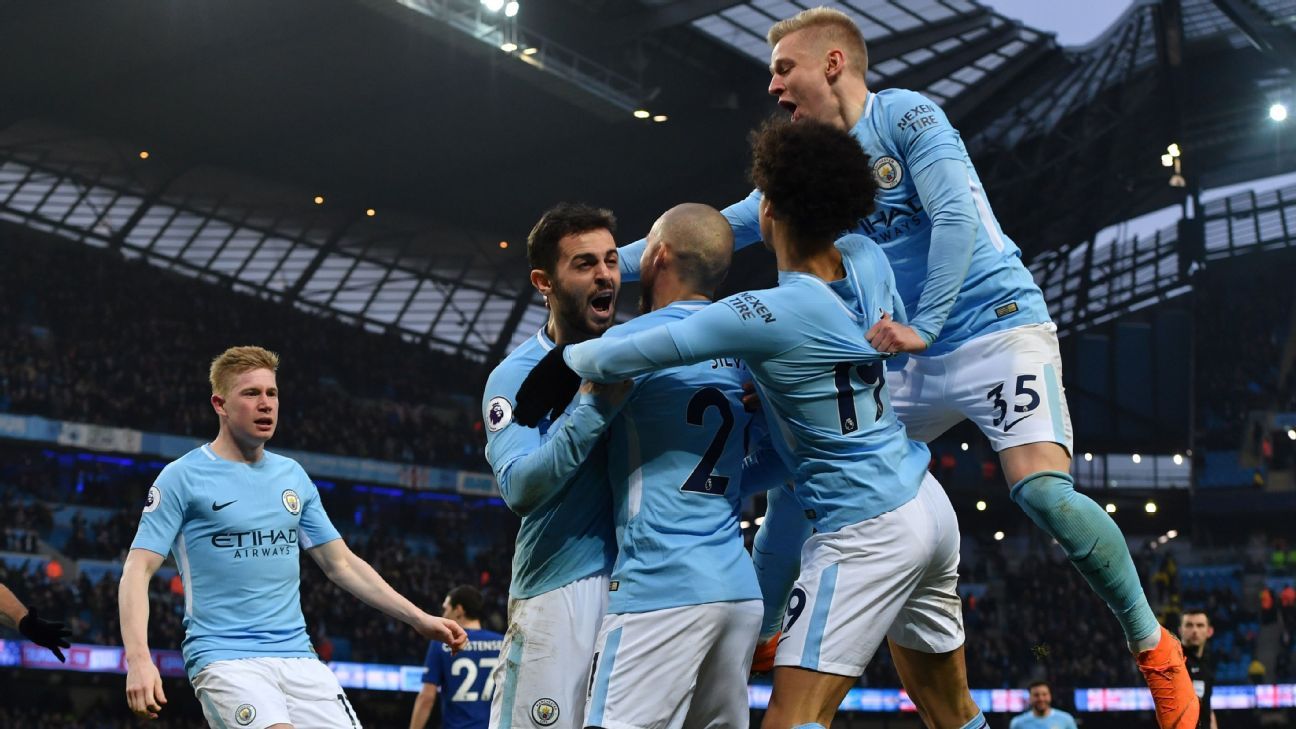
[767,7,868,78]
[209,346,280,396]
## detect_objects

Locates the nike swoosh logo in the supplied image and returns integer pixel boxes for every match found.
[1003,413,1035,433]
[212,500,237,511]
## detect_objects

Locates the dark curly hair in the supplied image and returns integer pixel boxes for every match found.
[748,118,876,246]
[527,202,617,273]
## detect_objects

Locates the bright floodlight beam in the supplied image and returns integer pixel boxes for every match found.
[1271,103,1288,123]
[504,1,519,17]
[482,0,505,12]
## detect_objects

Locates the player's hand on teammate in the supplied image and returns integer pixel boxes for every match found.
[18,608,71,662]
[125,656,168,719]
[579,378,633,410]
[415,614,469,653]
[751,631,780,674]
[516,345,582,426]
[865,312,927,354]
[741,382,761,412]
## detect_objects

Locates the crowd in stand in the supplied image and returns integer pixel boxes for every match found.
[1195,259,1296,450]
[0,227,487,469]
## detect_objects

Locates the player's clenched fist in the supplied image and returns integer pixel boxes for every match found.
[415,613,469,653]
[865,311,927,354]
[125,656,168,719]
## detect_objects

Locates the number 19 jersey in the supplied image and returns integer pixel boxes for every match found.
[601,301,758,614]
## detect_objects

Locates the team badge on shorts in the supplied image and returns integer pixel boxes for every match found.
[234,703,256,726]
[873,156,903,190]
[487,397,513,432]
[143,485,161,513]
[281,489,301,515]
[531,698,560,726]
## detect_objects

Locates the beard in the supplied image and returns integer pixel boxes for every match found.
[550,280,612,340]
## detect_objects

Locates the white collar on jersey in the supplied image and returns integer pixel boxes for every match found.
[534,328,554,352]
[862,90,876,119]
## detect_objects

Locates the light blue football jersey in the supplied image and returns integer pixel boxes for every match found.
[1010,709,1078,729]
[482,328,617,600]
[619,89,1049,356]
[601,301,759,614]
[129,445,341,680]
[567,235,931,535]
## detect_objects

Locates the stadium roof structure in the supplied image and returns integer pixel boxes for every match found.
[1,0,1293,359]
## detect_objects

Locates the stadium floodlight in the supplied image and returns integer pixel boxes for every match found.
[975,500,986,511]
[1173,453,1183,465]
[740,520,751,529]
[1167,529,1178,539]
[1144,501,1157,514]
[960,442,969,451]
[1287,428,1296,441]
[498,241,508,249]
[1166,142,1181,158]
[1271,103,1289,123]
[522,46,538,55]
[139,150,150,160]
[1131,453,1141,464]
[365,208,376,217]
[755,516,765,526]
[1105,503,1117,514]
[1161,153,1174,167]
[500,42,518,52]
[504,1,519,17]
[993,531,1004,541]
[481,0,505,12]
[313,195,324,205]
[1083,452,1093,462]
[652,114,668,123]
[633,109,650,119]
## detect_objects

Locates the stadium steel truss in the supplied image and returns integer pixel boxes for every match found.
[1,0,1293,358]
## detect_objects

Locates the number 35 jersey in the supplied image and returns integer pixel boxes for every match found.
[564,235,932,537]
[602,301,759,614]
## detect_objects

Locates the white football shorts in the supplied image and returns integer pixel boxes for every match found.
[889,322,1074,454]
[775,473,964,676]
[489,573,610,729]
[191,656,360,729]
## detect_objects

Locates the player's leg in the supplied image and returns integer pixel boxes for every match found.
[766,499,930,729]
[884,474,983,729]
[491,574,609,729]
[761,667,855,729]
[277,656,363,728]
[190,658,293,729]
[680,600,763,729]
[958,323,1196,728]
[585,605,716,729]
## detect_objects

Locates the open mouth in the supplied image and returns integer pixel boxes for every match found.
[589,290,614,317]
[778,99,798,117]
[254,417,274,429]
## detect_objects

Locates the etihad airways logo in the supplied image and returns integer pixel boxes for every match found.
[210,528,298,558]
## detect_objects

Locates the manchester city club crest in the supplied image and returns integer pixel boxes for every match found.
[281,489,301,515]
[234,704,256,726]
[487,396,513,432]
[872,155,903,190]
[531,698,559,726]
[143,485,161,513]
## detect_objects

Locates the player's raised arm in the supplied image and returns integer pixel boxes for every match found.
[618,189,765,282]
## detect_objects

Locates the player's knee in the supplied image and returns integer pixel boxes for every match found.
[1008,470,1075,513]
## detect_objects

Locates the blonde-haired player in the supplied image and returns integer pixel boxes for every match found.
[120,346,467,728]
